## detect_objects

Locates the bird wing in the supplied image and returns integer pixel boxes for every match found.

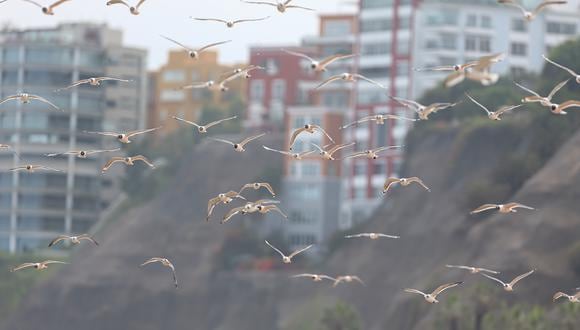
[390,96,422,110]
[262,145,292,157]
[432,281,463,297]
[198,40,231,53]
[374,145,402,154]
[11,263,37,272]
[414,65,455,72]
[556,100,580,113]
[0,95,20,105]
[505,202,534,210]
[445,265,473,271]
[355,74,387,89]
[382,178,401,194]
[239,133,266,147]
[481,273,506,286]
[509,270,535,288]
[553,292,568,301]
[254,199,279,205]
[265,240,286,258]
[49,0,71,10]
[407,177,431,191]
[497,0,528,16]
[288,127,307,149]
[161,35,192,51]
[340,117,373,129]
[131,155,155,168]
[264,205,287,218]
[234,16,270,24]
[477,267,500,274]
[547,79,569,100]
[205,115,237,129]
[470,53,505,71]
[377,234,400,239]
[404,288,426,296]
[102,157,125,172]
[315,75,343,89]
[258,182,276,196]
[328,142,355,156]
[533,1,567,16]
[126,126,161,138]
[95,77,130,82]
[172,116,200,128]
[85,148,121,155]
[444,71,466,88]
[312,125,335,143]
[241,0,277,6]
[282,49,314,62]
[289,244,313,258]
[140,258,162,267]
[135,0,147,9]
[222,206,244,223]
[515,82,541,97]
[78,234,99,246]
[36,165,62,172]
[48,235,70,247]
[107,0,130,7]
[193,17,228,24]
[43,260,68,265]
[470,204,500,214]
[209,137,235,146]
[319,54,356,67]
[286,4,314,10]
[344,233,365,238]
[495,104,524,116]
[225,190,245,199]
[83,131,120,137]
[542,55,578,77]
[29,95,61,111]
[56,79,90,91]
[466,93,491,115]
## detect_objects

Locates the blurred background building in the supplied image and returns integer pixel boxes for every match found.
[0,23,147,253]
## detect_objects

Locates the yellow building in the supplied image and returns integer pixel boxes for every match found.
[150,50,246,135]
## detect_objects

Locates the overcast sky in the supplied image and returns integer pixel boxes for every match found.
[0,0,354,69]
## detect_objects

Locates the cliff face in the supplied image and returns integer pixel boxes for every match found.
[2,122,580,330]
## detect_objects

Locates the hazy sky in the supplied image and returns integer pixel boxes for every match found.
[0,0,354,69]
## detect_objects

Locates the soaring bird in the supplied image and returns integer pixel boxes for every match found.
[257,204,287,218]
[84,127,161,144]
[262,145,316,160]
[445,264,500,274]
[404,281,463,303]
[333,275,365,287]
[106,0,148,15]
[481,270,535,292]
[283,50,355,72]
[265,240,313,264]
[56,77,130,91]
[515,79,568,107]
[48,234,99,247]
[11,260,67,272]
[465,93,524,121]
[497,0,567,21]
[550,100,580,115]
[210,133,266,152]
[344,233,400,240]
[543,55,580,84]
[222,199,279,223]
[161,36,231,60]
[239,182,276,197]
[9,165,61,173]
[391,96,460,120]
[288,124,334,150]
[172,115,237,133]
[46,148,120,158]
[292,274,335,282]
[206,191,246,221]
[191,16,270,28]
[316,73,385,90]
[0,92,61,111]
[22,0,72,15]
[553,291,580,303]
[242,0,314,13]
[470,202,534,215]
[101,155,155,173]
[311,142,354,161]
[340,114,416,130]
[140,257,178,288]
[382,177,431,195]
[344,145,402,160]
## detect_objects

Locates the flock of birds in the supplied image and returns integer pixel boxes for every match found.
[2,0,579,326]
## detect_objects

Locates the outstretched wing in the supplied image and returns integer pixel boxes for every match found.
[222,206,244,223]
[205,115,237,129]
[288,244,313,258]
[102,157,125,172]
[315,75,343,89]
[547,79,569,100]
[132,155,155,168]
[78,234,99,246]
[509,269,535,288]
[408,177,431,191]
[470,204,500,214]
[198,40,231,53]
[265,240,286,258]
[126,127,161,138]
[282,49,315,63]
[382,178,401,194]
[161,35,192,51]
[532,1,567,16]
[240,133,266,147]
[11,263,37,272]
[542,55,579,77]
[481,273,506,286]
[432,281,463,298]
[48,235,70,247]
[319,54,356,67]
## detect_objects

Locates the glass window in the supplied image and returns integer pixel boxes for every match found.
[160,89,185,102]
[2,70,19,85]
[362,43,390,56]
[362,0,390,9]
[511,42,528,56]
[466,14,477,27]
[24,70,71,86]
[3,47,20,64]
[323,20,351,37]
[440,34,457,50]
[250,80,265,102]
[512,19,527,32]
[302,162,321,177]
[162,69,185,82]
[16,237,46,252]
[79,49,104,67]
[481,16,492,28]
[25,48,73,65]
[361,19,391,32]
[546,22,577,35]
[354,162,367,176]
[271,79,286,102]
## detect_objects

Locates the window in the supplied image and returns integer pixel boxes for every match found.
[361,19,391,32]
[512,19,527,32]
[511,42,528,56]
[162,70,185,82]
[362,43,390,56]
[160,90,185,102]
[481,16,492,28]
[323,20,351,37]
[426,10,458,26]
[271,79,286,101]
[250,80,265,102]
[3,47,20,64]
[288,234,316,246]
[440,34,457,50]
[302,163,321,177]
[373,162,386,175]
[362,0,390,9]
[353,187,366,200]
[547,22,577,35]
[510,66,526,77]
[354,162,367,176]
[465,36,477,51]
[466,14,477,27]
[465,35,491,52]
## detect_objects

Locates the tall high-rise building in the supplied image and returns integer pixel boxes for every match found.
[0,23,147,253]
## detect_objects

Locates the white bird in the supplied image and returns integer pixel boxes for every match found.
[221,199,279,223]
[551,100,580,115]
[553,291,580,303]
[344,233,400,240]
[140,257,178,288]
[209,133,266,152]
[311,142,355,161]
[344,145,402,160]
[106,0,148,15]
[48,234,99,247]
[316,73,385,90]
[283,50,355,72]
[289,124,334,150]
[161,36,231,60]
[9,165,61,173]
[445,264,500,274]
[265,240,312,264]
[543,55,580,84]
[497,0,567,21]
[177,71,242,92]
[391,96,460,120]
[101,155,155,173]
[242,0,314,13]
[515,79,568,107]
[465,93,524,121]
[382,177,430,195]
[55,77,130,91]
[11,260,67,272]
[470,202,534,215]
[292,274,335,282]
[340,114,416,129]
[404,281,463,303]
[206,191,246,221]
[481,270,535,292]
[191,16,270,28]
[220,65,264,80]
[46,148,120,158]
[172,115,237,133]
[262,145,316,160]
[333,275,365,287]
[84,127,161,144]
[22,0,72,15]
[239,182,276,197]
[0,92,61,111]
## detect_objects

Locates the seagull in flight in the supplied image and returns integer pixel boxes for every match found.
[344,233,400,240]
[404,281,463,303]
[161,36,231,60]
[9,165,61,173]
[465,93,524,121]
[22,0,72,15]
[172,115,237,133]
[49,234,99,247]
[265,240,313,264]
[344,145,402,160]
[239,182,276,197]
[242,0,314,13]
[101,155,155,173]
[470,202,534,215]
[333,275,365,287]
[289,124,334,150]
[292,274,335,282]
[206,191,246,221]
[340,114,416,130]
[106,0,148,15]
[481,270,535,291]
[262,145,316,160]
[543,55,580,83]
[56,77,130,92]
[209,133,266,152]
[553,291,580,303]
[140,257,178,288]
[316,73,385,90]
[497,0,567,21]
[311,142,355,161]
[390,96,460,120]
[382,177,431,195]
[11,260,67,272]
[46,148,120,158]
[0,92,61,111]
[515,79,568,107]
[84,127,161,144]
[445,264,500,274]
[283,50,355,72]
[191,16,270,28]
